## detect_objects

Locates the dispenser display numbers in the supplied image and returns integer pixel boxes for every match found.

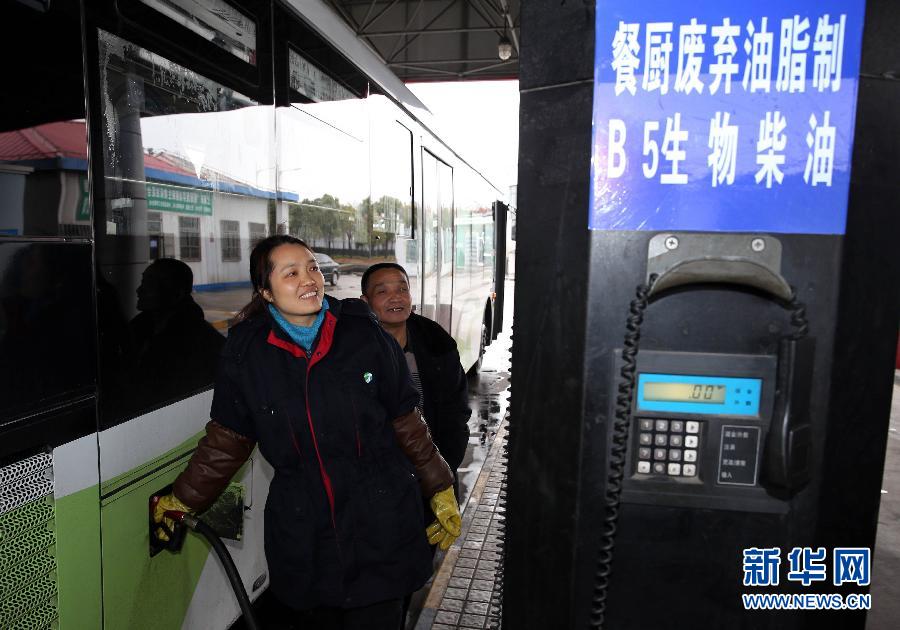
[637,373,762,416]
[644,382,726,404]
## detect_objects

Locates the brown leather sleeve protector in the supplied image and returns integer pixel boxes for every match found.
[392,408,454,497]
[173,420,256,512]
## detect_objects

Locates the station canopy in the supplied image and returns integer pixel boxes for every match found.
[325,0,520,82]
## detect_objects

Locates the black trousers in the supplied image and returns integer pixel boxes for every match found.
[292,598,404,630]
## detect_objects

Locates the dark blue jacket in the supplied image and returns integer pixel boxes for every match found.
[210,297,432,609]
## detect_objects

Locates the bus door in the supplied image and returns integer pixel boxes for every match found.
[421,149,453,332]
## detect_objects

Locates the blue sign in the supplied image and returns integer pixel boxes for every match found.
[590,0,866,234]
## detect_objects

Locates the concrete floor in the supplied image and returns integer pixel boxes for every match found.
[866,371,900,629]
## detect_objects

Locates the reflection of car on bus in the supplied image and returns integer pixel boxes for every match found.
[0,2,508,629]
[315,253,340,286]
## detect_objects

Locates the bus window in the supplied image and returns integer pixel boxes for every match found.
[93,30,276,427]
[277,99,368,263]
[0,2,88,239]
[0,241,95,424]
[0,2,96,425]
[370,117,413,240]
[370,113,417,304]
[135,0,257,65]
[277,49,371,275]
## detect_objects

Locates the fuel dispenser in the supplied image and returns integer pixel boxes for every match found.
[589,233,818,627]
[605,233,812,513]
[505,0,898,628]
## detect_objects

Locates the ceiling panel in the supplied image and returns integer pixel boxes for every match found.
[326,0,520,82]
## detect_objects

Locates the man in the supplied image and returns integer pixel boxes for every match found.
[360,263,471,500]
[362,262,471,628]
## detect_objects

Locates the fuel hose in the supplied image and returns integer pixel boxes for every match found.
[164,510,261,630]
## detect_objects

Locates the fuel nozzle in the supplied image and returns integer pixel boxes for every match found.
[149,491,189,556]
[164,509,199,530]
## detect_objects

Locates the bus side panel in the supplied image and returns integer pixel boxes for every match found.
[97,393,270,630]
[54,435,102,630]
[100,446,214,630]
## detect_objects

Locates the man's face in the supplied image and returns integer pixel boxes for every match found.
[362,268,412,326]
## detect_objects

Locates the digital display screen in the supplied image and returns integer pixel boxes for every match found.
[637,373,763,417]
[643,382,726,404]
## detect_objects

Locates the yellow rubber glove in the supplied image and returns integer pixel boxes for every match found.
[152,493,193,542]
[427,520,450,548]
[427,486,461,550]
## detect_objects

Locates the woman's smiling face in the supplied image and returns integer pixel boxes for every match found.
[262,243,325,326]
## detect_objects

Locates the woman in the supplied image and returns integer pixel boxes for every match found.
[153,235,461,628]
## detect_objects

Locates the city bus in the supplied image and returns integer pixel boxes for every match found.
[0,1,507,628]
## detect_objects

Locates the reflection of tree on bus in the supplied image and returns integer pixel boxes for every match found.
[153,236,462,629]
[290,194,409,260]
[289,194,355,254]
[370,195,407,256]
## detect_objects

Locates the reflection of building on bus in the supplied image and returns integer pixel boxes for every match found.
[0,2,509,630]
[0,121,274,298]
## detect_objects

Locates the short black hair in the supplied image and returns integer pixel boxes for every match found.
[148,257,194,296]
[361,262,409,295]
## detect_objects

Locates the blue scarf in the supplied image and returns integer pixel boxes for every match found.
[268,297,329,353]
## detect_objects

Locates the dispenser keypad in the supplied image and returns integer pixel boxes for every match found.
[635,417,700,477]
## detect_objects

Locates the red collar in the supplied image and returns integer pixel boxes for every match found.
[266,310,337,368]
